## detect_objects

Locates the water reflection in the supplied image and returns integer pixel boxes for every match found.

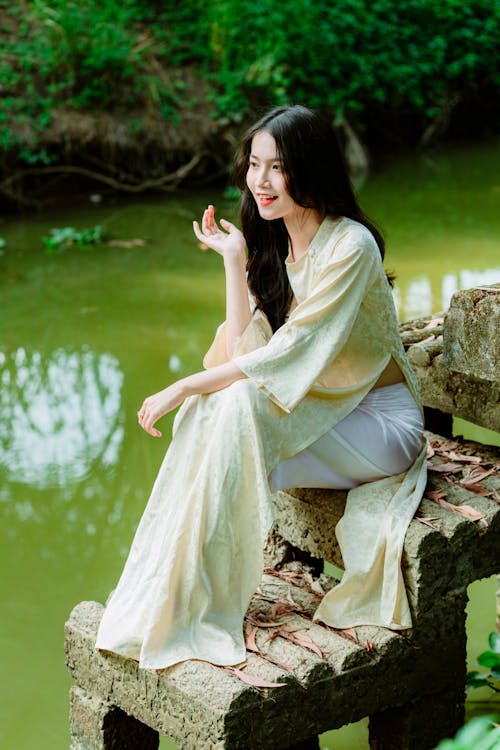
[395,267,499,319]
[0,347,124,490]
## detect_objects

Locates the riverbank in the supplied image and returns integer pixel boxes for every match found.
[1,0,499,206]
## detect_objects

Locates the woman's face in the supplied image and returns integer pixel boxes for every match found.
[246,130,302,225]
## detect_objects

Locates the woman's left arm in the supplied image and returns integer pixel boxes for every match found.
[138,361,246,437]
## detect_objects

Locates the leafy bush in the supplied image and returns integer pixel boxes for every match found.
[467,632,500,693]
[204,0,500,124]
[43,225,104,254]
[434,715,500,750]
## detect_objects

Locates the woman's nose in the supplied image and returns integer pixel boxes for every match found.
[256,168,271,186]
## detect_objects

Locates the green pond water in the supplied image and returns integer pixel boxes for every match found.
[1,140,499,749]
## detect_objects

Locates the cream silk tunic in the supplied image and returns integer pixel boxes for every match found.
[95,216,427,670]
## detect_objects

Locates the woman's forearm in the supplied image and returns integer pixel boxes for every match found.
[182,360,246,399]
[138,361,246,437]
[223,253,252,359]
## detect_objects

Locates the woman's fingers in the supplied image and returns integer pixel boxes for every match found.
[219,218,236,232]
[137,403,162,438]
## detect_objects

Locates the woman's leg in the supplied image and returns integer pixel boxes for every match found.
[96,379,358,670]
[269,383,423,493]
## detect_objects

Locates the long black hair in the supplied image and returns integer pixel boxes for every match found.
[233,105,386,332]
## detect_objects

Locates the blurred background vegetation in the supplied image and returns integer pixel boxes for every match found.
[1,0,499,203]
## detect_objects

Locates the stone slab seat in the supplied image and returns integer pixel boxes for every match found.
[65,432,500,750]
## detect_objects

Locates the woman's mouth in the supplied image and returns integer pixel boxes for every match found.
[257,194,278,207]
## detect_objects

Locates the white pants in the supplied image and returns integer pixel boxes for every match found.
[269,383,423,493]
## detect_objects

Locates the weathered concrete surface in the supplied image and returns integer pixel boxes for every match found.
[69,685,159,750]
[406,339,500,432]
[66,569,467,749]
[443,285,500,382]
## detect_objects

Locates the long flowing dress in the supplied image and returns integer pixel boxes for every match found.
[95,216,427,670]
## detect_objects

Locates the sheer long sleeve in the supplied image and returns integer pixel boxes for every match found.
[203,298,273,369]
[233,227,380,412]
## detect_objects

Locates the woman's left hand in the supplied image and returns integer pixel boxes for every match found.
[137,382,185,437]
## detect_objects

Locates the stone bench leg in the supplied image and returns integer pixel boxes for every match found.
[368,685,465,750]
[70,686,159,750]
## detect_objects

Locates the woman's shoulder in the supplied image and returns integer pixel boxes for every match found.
[323,216,380,261]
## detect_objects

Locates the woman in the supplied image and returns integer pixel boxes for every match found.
[95,105,427,671]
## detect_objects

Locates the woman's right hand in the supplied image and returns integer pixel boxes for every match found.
[192,205,246,262]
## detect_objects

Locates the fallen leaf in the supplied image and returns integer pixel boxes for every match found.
[286,589,302,610]
[245,626,259,653]
[432,497,488,527]
[460,467,496,484]
[108,238,146,248]
[440,451,482,465]
[424,490,448,502]
[416,516,441,529]
[277,630,323,659]
[338,628,359,644]
[244,625,295,672]
[225,667,286,689]
[245,614,285,628]
[427,461,463,473]
[460,482,493,497]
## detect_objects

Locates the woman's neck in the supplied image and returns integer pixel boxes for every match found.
[285,209,323,262]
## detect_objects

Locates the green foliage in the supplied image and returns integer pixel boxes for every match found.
[0,0,499,167]
[434,715,500,750]
[467,632,500,692]
[43,225,104,254]
[203,0,500,121]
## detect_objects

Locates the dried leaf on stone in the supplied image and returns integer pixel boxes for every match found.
[424,489,448,502]
[286,589,302,610]
[460,467,496,484]
[338,627,359,644]
[277,629,323,659]
[245,612,285,628]
[416,514,441,529]
[460,482,493,497]
[443,451,482,465]
[245,625,259,653]
[427,461,463,474]
[431,496,488,527]
[244,626,295,672]
[225,667,286,689]
[271,600,304,619]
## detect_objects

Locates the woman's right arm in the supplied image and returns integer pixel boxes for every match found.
[193,205,252,359]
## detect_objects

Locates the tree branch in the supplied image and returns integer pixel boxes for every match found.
[0,152,207,201]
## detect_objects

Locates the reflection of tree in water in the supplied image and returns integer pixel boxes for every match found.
[0,347,134,564]
[0,347,124,489]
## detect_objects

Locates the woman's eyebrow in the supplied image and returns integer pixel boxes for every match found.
[249,153,283,162]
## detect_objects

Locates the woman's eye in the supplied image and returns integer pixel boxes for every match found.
[249,161,258,169]
[272,164,282,171]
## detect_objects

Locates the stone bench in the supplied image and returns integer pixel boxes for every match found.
[400,284,500,434]
[65,430,499,750]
